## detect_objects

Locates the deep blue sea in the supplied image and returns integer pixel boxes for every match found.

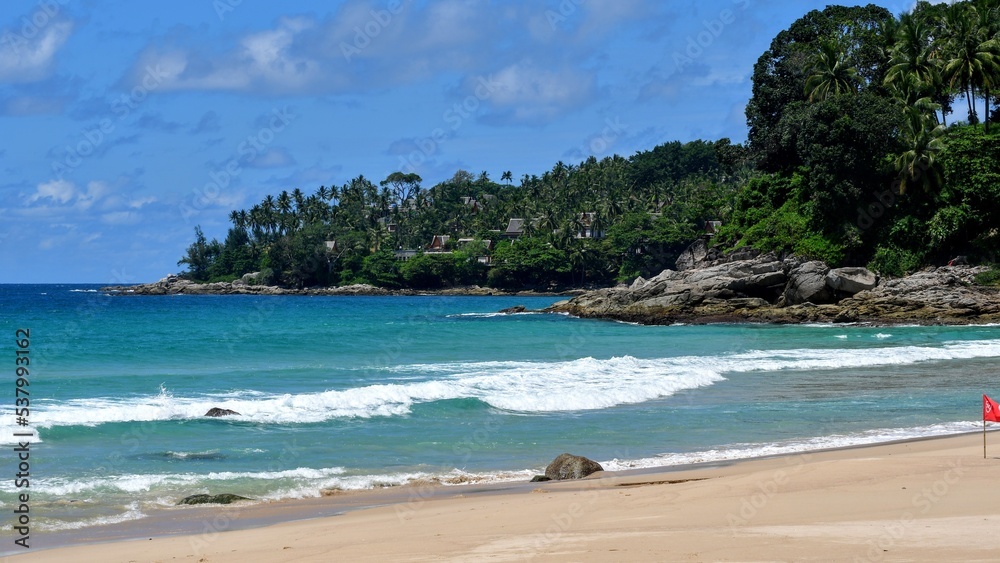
[1,284,998,533]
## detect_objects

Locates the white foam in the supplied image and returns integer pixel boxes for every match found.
[0,466,349,496]
[35,502,145,531]
[0,426,41,446]
[27,338,1000,427]
[600,421,980,471]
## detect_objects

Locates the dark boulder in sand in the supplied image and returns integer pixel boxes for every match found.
[544,453,604,480]
[530,475,552,482]
[177,493,251,505]
[204,407,241,417]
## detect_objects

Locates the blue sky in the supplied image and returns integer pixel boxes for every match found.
[1,0,916,283]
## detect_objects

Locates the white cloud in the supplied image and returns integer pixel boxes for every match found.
[483,62,596,123]
[100,211,141,225]
[134,17,322,94]
[0,21,73,82]
[28,179,76,204]
[76,181,111,210]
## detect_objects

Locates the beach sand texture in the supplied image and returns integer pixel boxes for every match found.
[9,432,1000,562]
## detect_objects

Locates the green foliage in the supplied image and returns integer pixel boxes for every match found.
[359,250,402,288]
[401,254,456,289]
[869,245,926,277]
[180,0,1000,289]
[178,226,221,282]
[974,266,1000,286]
[487,238,569,289]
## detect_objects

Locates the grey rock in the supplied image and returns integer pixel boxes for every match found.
[544,453,604,480]
[676,238,709,271]
[177,494,251,505]
[530,475,552,482]
[499,305,527,314]
[204,408,241,417]
[784,261,832,305]
[826,267,878,295]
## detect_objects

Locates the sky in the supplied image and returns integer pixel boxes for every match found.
[1,0,918,283]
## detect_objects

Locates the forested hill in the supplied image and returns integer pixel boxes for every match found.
[179,1,1000,290]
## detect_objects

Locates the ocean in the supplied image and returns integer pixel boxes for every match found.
[1,284,997,539]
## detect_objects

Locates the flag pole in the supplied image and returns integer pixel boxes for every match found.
[985,418,987,460]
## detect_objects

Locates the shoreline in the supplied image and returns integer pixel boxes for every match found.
[9,430,1000,560]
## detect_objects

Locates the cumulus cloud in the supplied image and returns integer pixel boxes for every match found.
[0,21,73,82]
[128,17,324,94]
[479,63,597,124]
[28,179,76,204]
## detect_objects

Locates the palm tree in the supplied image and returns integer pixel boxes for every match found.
[885,13,942,116]
[894,108,947,196]
[501,170,513,186]
[941,4,1000,127]
[805,40,860,102]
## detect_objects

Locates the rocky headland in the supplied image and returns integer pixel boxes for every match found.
[100,274,570,297]
[547,252,1000,326]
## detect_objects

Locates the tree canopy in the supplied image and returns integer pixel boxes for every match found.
[180,1,1000,287]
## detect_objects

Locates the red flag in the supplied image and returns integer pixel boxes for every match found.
[985,395,1000,423]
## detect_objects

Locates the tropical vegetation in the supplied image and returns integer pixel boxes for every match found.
[180,1,1000,288]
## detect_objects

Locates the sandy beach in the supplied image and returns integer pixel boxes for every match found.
[7,431,1000,562]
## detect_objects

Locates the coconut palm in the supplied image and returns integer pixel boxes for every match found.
[941,4,1000,127]
[805,40,860,102]
[894,108,947,196]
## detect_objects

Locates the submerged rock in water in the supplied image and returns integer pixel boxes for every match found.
[498,305,527,314]
[544,453,604,480]
[204,407,241,417]
[177,493,251,505]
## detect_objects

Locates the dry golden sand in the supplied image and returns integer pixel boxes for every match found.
[9,432,1000,562]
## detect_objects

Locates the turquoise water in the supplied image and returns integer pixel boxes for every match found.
[1,284,998,533]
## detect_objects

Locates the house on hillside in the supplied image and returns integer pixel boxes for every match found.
[377,216,398,233]
[457,238,494,265]
[504,218,525,238]
[461,197,481,213]
[324,241,341,253]
[704,220,723,237]
[576,212,604,239]
[394,249,418,261]
[428,235,451,252]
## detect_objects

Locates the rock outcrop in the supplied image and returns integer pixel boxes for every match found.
[102,276,397,296]
[544,453,604,480]
[204,408,241,417]
[549,255,1000,325]
[177,494,251,505]
[783,261,832,305]
[498,305,527,314]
